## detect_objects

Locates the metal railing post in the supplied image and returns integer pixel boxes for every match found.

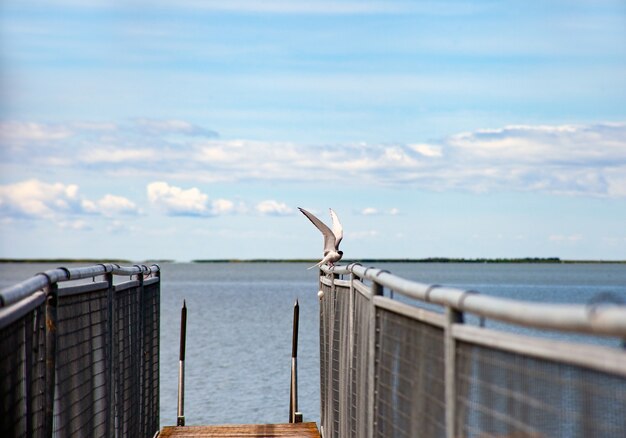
[155,266,161,434]
[105,270,115,438]
[44,281,58,438]
[328,270,340,436]
[24,306,34,436]
[135,266,145,434]
[445,306,463,438]
[368,279,383,438]
[318,269,326,437]
[347,271,356,437]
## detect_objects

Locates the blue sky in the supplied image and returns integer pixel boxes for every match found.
[1,0,625,261]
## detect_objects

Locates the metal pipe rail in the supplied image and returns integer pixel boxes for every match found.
[323,263,626,337]
[0,263,160,307]
[318,263,626,438]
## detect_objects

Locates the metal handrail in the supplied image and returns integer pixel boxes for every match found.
[322,263,626,337]
[0,263,160,307]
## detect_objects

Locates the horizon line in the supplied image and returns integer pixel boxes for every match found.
[1,257,625,264]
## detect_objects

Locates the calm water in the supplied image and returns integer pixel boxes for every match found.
[1,262,625,427]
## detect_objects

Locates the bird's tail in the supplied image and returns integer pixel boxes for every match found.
[307,260,324,270]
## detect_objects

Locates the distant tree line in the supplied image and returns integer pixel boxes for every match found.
[0,258,133,264]
[191,257,624,264]
[355,257,563,263]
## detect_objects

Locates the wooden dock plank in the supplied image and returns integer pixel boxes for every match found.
[159,422,320,438]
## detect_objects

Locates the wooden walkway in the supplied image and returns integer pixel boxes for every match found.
[158,422,320,437]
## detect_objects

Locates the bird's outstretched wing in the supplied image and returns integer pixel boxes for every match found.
[329,208,343,249]
[298,207,336,252]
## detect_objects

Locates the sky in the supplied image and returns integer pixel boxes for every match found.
[0,0,625,261]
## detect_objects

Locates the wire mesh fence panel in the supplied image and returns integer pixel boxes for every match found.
[0,264,160,438]
[319,278,333,435]
[0,314,25,436]
[30,303,49,438]
[455,341,626,438]
[333,283,351,438]
[140,280,160,437]
[113,283,142,438]
[374,306,446,438]
[349,289,370,438]
[0,299,47,438]
[53,288,110,437]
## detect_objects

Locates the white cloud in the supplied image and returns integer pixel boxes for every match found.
[194,121,621,197]
[0,179,82,219]
[17,0,426,15]
[58,219,92,231]
[5,119,626,198]
[106,220,138,233]
[0,179,140,220]
[192,139,433,182]
[0,119,218,170]
[381,146,419,167]
[449,122,626,165]
[212,199,236,215]
[256,200,293,216]
[360,207,379,216]
[81,148,157,163]
[197,145,233,162]
[359,207,399,216]
[134,118,218,137]
[93,194,141,216]
[146,181,235,216]
[80,199,97,213]
[81,194,140,216]
[145,0,409,15]
[408,143,443,157]
[0,121,73,144]
[70,121,117,132]
[147,181,209,216]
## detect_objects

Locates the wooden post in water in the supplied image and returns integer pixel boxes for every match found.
[289,299,303,423]
[177,300,187,426]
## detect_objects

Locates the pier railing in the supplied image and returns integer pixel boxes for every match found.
[318,264,626,438]
[0,263,160,438]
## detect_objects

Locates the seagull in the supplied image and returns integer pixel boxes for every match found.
[298,207,344,269]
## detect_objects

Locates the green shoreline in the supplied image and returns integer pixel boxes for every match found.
[192,258,626,264]
[0,258,141,264]
[1,257,624,264]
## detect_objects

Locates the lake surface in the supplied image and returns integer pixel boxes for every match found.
[1,262,625,428]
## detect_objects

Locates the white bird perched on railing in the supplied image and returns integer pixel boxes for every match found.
[298,207,344,270]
